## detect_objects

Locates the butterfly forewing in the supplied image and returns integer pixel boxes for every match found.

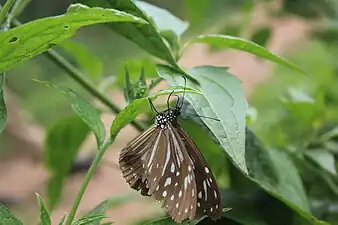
[119,125,157,195]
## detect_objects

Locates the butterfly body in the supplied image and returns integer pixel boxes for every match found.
[119,102,221,223]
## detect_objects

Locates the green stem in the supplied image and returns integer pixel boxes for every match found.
[64,139,113,225]
[0,0,16,25]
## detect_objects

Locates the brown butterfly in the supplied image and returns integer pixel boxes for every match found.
[119,88,221,223]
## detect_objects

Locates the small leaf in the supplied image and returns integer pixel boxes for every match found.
[0,3,146,72]
[72,215,108,225]
[116,58,157,88]
[58,40,103,82]
[75,0,178,66]
[305,149,337,175]
[185,35,307,75]
[157,65,248,174]
[36,80,106,147]
[79,200,108,225]
[36,193,52,225]
[58,213,67,225]
[110,86,201,137]
[0,203,23,225]
[0,73,6,134]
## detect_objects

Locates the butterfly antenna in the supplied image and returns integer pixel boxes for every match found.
[167,90,175,110]
[176,76,187,110]
[148,98,159,114]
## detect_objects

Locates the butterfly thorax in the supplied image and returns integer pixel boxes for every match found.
[154,108,180,129]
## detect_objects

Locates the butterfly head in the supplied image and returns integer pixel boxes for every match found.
[155,108,180,129]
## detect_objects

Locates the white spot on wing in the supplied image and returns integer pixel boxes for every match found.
[179,190,182,198]
[164,177,171,187]
[198,191,202,199]
[171,163,175,173]
[205,167,210,173]
[162,191,167,197]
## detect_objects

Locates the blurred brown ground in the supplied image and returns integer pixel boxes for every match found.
[0,10,310,225]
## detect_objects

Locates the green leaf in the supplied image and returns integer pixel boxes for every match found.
[245,128,279,186]
[110,86,201,137]
[36,193,52,225]
[157,65,248,174]
[0,203,23,225]
[79,200,108,225]
[0,73,6,134]
[218,189,268,225]
[47,175,65,210]
[58,213,67,225]
[0,3,146,72]
[72,215,108,225]
[58,40,103,82]
[185,35,307,75]
[36,80,106,147]
[143,217,203,225]
[116,58,157,88]
[134,0,189,36]
[75,0,177,66]
[254,149,325,224]
[305,149,337,175]
[44,116,90,208]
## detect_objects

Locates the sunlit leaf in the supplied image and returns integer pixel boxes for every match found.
[0,3,146,72]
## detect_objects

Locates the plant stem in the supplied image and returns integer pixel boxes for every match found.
[0,0,16,25]
[64,139,113,225]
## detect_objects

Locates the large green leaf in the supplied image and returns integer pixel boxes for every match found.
[185,35,307,75]
[45,116,90,208]
[0,3,146,72]
[0,73,6,134]
[110,86,201,138]
[58,40,103,82]
[36,193,52,225]
[0,203,23,225]
[75,0,179,66]
[157,65,248,174]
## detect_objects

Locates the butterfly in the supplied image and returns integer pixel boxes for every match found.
[119,88,221,223]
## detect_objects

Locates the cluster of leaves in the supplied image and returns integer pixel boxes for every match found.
[0,1,329,225]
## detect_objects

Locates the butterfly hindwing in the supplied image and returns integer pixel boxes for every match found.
[175,124,222,220]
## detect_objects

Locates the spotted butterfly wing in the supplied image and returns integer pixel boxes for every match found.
[119,106,221,223]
